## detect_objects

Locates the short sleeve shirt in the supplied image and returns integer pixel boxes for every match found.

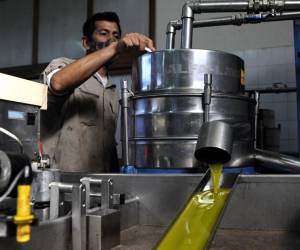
[40,57,119,173]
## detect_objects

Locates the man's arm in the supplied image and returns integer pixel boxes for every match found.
[50,33,155,93]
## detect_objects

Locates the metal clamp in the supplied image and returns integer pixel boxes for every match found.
[49,182,86,250]
[80,177,114,210]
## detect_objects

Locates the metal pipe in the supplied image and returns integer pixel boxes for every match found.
[230,149,300,173]
[181,0,249,48]
[265,11,300,21]
[121,80,130,166]
[181,3,194,48]
[284,1,300,10]
[187,0,249,12]
[180,0,300,48]
[166,22,177,49]
[254,91,260,149]
[168,11,300,49]
[185,0,300,13]
[255,149,300,173]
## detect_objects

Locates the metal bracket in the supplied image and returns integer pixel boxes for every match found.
[80,177,114,210]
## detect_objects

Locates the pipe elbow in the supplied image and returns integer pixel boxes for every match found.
[182,2,194,18]
[166,21,176,34]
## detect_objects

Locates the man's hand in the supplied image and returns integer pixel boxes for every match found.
[114,33,155,53]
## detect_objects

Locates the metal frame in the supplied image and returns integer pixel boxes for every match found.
[49,182,87,250]
[80,177,114,210]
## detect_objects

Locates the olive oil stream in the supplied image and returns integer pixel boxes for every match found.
[157,164,230,250]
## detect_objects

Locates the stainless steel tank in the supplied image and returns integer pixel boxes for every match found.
[129,49,256,168]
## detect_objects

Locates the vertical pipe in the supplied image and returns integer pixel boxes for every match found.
[181,4,194,49]
[121,80,130,166]
[166,23,176,49]
[254,91,260,149]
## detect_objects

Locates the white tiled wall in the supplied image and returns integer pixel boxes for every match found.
[232,46,298,153]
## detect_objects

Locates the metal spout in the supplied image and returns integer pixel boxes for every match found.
[195,121,233,164]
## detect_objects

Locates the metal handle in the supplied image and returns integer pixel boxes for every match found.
[204,73,212,123]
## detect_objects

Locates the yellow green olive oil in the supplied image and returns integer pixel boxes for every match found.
[157,164,230,250]
[209,164,223,194]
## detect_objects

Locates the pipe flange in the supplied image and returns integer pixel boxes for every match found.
[270,0,284,12]
[248,0,254,12]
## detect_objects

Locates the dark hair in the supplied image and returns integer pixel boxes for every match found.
[83,12,122,41]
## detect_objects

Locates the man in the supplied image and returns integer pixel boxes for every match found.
[40,12,155,172]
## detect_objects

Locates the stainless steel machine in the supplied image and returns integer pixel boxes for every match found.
[125,1,300,173]
[2,172,300,250]
[129,49,255,169]
[2,0,300,249]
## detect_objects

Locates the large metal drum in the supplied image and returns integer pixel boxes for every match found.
[132,49,244,94]
[129,49,255,168]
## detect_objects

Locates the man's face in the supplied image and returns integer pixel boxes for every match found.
[92,20,120,44]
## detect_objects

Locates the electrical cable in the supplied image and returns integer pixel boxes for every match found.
[0,127,23,153]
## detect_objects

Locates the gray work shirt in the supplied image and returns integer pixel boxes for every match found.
[40,57,119,173]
